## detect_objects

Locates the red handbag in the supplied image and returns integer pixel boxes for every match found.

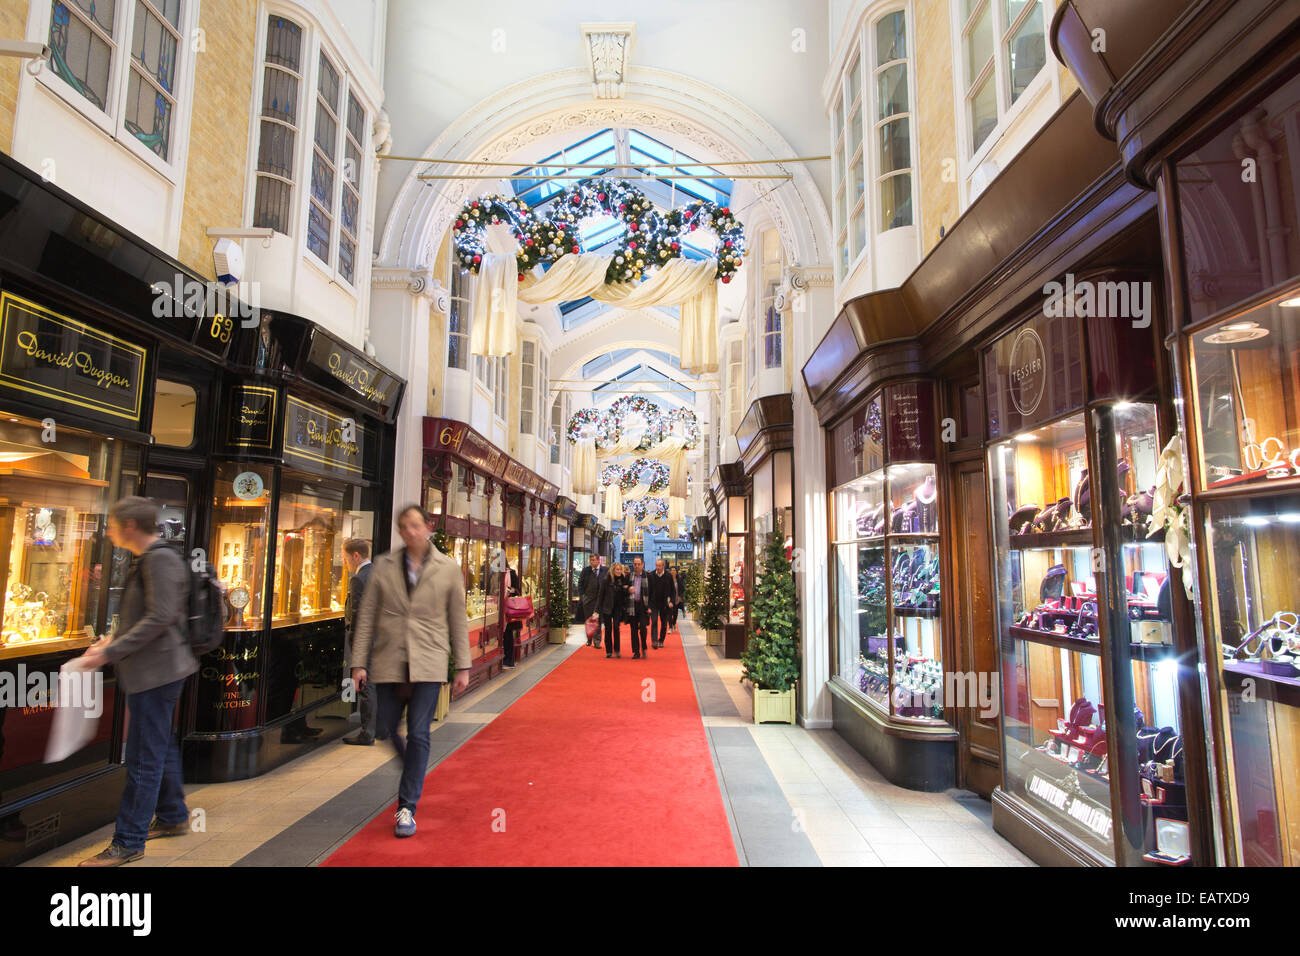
[504,596,533,621]
[584,616,600,639]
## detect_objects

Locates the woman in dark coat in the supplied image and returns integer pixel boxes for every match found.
[596,563,630,659]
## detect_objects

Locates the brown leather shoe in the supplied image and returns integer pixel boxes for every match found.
[79,843,143,867]
[147,819,189,840]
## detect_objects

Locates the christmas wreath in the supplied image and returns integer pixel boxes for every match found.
[660,200,746,282]
[624,458,671,495]
[452,194,529,274]
[608,395,666,448]
[665,407,701,450]
[566,407,615,446]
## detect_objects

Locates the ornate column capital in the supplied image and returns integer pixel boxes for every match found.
[580,23,636,99]
[774,264,834,312]
[372,267,450,313]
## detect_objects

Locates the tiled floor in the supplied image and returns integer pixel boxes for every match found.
[27,621,1033,867]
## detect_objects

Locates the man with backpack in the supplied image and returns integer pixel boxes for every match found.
[76,497,199,866]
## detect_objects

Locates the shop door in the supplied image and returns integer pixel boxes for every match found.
[950,458,1002,797]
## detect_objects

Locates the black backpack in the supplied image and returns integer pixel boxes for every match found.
[186,552,226,655]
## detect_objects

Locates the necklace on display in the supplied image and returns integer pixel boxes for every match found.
[915,480,937,505]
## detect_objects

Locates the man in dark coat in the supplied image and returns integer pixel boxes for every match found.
[577,554,606,646]
[647,558,677,649]
[343,538,376,745]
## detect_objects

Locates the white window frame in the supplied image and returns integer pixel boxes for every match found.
[727,339,743,438]
[446,240,472,370]
[31,0,198,181]
[871,8,914,235]
[520,339,536,435]
[758,228,784,372]
[953,0,1053,171]
[246,9,372,289]
[494,355,508,423]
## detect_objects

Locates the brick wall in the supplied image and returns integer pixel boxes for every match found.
[914,0,960,260]
[0,1,29,154]
[177,0,259,279]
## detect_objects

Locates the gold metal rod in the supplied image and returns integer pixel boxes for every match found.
[382,154,830,167]
[417,172,792,181]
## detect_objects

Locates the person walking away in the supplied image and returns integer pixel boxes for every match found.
[627,557,651,659]
[647,558,675,650]
[351,505,471,838]
[577,554,605,647]
[667,566,682,633]
[77,497,199,866]
[342,538,376,745]
[597,563,628,658]
[500,557,522,668]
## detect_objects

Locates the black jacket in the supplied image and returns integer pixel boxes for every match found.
[647,570,676,612]
[578,565,605,602]
[596,573,629,618]
[344,561,374,635]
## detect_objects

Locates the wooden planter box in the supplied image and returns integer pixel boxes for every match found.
[753,686,796,725]
[549,626,568,644]
[706,629,722,646]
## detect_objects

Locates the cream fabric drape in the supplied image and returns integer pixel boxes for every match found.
[472,247,721,370]
[668,496,685,523]
[469,224,519,358]
[603,483,623,521]
[573,437,597,496]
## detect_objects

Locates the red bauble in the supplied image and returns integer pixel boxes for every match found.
[721,275,732,284]
[472,254,481,263]
[572,245,580,253]
[672,242,680,251]
[684,210,694,219]
[724,240,732,248]
[721,206,730,214]
[598,192,607,201]
[629,222,638,231]
[517,273,525,281]
[572,195,581,205]
[734,258,743,267]
[455,219,464,228]
[629,242,637,250]
[471,200,480,207]
[524,238,534,246]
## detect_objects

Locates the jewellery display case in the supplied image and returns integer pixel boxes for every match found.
[1185,292,1300,866]
[826,381,956,790]
[985,298,1197,865]
[0,418,118,660]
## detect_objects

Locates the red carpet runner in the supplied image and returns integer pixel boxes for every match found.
[322,625,738,867]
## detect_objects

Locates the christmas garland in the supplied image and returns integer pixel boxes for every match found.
[566,397,699,451]
[597,459,672,495]
[625,497,670,522]
[452,179,746,283]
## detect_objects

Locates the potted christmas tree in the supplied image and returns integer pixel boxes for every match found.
[741,517,799,724]
[547,549,571,643]
[684,561,702,618]
[700,547,728,646]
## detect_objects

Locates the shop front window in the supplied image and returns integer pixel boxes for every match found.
[271,478,345,626]
[210,463,273,630]
[0,417,124,657]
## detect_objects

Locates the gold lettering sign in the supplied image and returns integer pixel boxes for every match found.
[326,351,390,405]
[283,395,367,478]
[228,385,277,450]
[0,291,145,422]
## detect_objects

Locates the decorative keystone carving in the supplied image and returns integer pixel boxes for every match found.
[580,23,636,99]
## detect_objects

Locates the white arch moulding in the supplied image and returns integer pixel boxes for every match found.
[377,66,833,278]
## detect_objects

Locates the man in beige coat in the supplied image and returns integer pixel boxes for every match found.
[351,504,471,837]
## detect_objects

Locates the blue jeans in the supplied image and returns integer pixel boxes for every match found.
[113,677,188,852]
[375,682,444,813]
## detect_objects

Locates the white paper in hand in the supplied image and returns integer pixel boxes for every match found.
[44,657,101,764]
